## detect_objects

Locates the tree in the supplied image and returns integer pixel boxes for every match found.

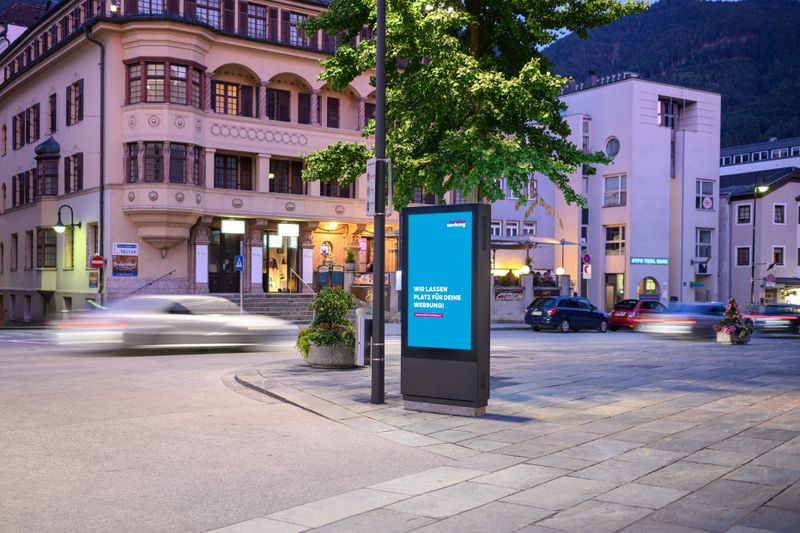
[301,0,648,208]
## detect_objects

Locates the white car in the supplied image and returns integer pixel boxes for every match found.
[54,295,298,351]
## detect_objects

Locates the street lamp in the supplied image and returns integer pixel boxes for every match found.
[749,181,769,305]
[53,205,82,234]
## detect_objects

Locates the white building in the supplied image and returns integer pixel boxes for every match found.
[720,137,800,176]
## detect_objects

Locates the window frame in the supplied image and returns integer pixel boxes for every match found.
[772,246,785,267]
[604,225,626,256]
[695,179,715,211]
[695,228,712,259]
[144,142,164,183]
[504,221,519,237]
[736,203,752,225]
[522,221,537,236]
[490,220,502,237]
[773,203,786,225]
[735,246,751,267]
[603,173,627,207]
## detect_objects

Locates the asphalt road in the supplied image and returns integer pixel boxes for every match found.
[0,333,445,533]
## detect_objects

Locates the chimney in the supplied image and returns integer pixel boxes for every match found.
[585,70,598,88]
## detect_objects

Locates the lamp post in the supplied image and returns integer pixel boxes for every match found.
[749,181,770,305]
[52,205,82,234]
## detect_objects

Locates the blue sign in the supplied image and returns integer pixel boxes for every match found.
[234,255,244,272]
[631,257,669,265]
[407,211,473,350]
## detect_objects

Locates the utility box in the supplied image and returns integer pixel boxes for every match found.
[401,204,491,416]
[355,307,372,367]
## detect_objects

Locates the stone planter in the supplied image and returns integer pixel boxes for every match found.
[345,262,355,271]
[716,331,751,345]
[307,342,355,368]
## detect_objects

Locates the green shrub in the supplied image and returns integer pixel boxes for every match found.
[297,288,357,359]
[310,288,356,326]
[345,248,356,264]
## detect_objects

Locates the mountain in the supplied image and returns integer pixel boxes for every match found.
[544,0,800,148]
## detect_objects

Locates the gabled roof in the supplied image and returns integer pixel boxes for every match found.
[720,167,800,199]
[0,1,46,25]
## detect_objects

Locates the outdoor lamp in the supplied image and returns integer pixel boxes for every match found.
[521,265,531,275]
[53,205,81,234]
[755,184,769,194]
[555,266,565,276]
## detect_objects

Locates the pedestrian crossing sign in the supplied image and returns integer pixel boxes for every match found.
[234,255,244,271]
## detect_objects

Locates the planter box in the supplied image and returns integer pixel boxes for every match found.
[716,331,751,345]
[307,342,355,368]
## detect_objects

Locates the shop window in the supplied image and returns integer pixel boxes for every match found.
[605,225,625,255]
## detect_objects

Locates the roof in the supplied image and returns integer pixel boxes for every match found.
[720,167,799,197]
[0,1,46,26]
[721,137,800,156]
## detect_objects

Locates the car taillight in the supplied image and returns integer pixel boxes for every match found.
[547,308,557,316]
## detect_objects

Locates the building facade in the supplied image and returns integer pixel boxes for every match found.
[719,167,800,306]
[720,137,800,176]
[551,75,722,311]
[0,0,395,324]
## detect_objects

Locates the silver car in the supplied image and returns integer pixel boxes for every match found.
[636,302,728,338]
[54,295,298,351]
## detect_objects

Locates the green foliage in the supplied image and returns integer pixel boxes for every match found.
[300,0,647,208]
[296,322,356,359]
[714,298,752,340]
[310,288,357,325]
[545,0,800,147]
[345,248,356,263]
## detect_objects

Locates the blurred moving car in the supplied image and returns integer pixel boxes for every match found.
[54,295,298,351]
[524,296,610,333]
[636,302,747,338]
[609,299,667,331]
[750,304,800,335]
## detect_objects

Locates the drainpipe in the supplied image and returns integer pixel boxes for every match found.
[85,28,106,305]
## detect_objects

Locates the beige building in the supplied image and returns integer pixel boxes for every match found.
[0,0,395,324]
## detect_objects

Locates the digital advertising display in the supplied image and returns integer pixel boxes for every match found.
[406,210,473,350]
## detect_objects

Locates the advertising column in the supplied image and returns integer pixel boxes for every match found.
[401,204,490,416]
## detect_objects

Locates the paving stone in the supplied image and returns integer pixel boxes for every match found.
[420,443,481,460]
[620,519,709,532]
[637,461,731,491]
[493,441,561,459]
[554,438,640,462]
[685,449,757,467]
[536,500,652,533]
[636,419,700,434]
[339,416,397,433]
[709,436,781,455]
[612,429,667,444]
[472,464,568,490]
[267,489,408,529]
[501,476,616,511]
[411,501,552,533]
[377,429,442,447]
[571,459,660,484]
[527,454,597,471]
[649,498,753,531]
[738,506,800,533]
[614,447,686,468]
[386,481,515,519]
[689,479,783,511]
[771,435,800,456]
[650,437,713,454]
[595,482,688,509]
[453,452,528,473]
[427,429,481,443]
[726,526,781,533]
[724,464,800,487]
[369,466,484,495]
[309,508,435,533]
[486,428,548,444]
[208,517,308,533]
[576,420,635,436]
[752,452,800,471]
[739,427,799,442]
[768,481,800,509]
[460,438,512,452]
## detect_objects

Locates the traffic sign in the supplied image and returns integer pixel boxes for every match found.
[582,264,592,280]
[365,158,392,217]
[234,255,244,272]
[765,273,777,288]
[89,255,105,269]
[582,253,591,265]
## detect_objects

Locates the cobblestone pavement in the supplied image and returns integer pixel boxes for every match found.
[231,331,800,533]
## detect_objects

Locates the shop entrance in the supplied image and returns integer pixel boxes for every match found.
[209,229,241,293]
[604,273,624,312]
[264,232,300,292]
[637,277,661,299]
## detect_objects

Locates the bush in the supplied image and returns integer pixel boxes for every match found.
[296,288,357,359]
[345,248,356,264]
[714,297,752,339]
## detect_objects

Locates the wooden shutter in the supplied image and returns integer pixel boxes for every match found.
[24,108,30,143]
[278,90,290,121]
[240,157,252,190]
[65,84,72,126]
[240,85,253,117]
[239,1,248,35]
[64,157,71,194]
[184,0,196,19]
[11,115,17,148]
[268,8,277,41]
[49,94,57,133]
[298,93,310,124]
[33,103,40,140]
[124,0,138,15]
[12,176,17,207]
[76,153,83,190]
[327,97,339,128]
[211,82,218,112]
[77,80,84,122]
[223,0,235,32]
[168,0,178,14]
[281,10,290,44]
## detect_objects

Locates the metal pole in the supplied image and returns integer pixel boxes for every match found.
[371,0,386,404]
[750,188,757,305]
[240,240,244,315]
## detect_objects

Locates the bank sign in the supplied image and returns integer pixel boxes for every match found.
[406,211,473,350]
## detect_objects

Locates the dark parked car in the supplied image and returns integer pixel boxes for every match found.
[752,304,800,335]
[609,299,667,330]
[525,296,610,333]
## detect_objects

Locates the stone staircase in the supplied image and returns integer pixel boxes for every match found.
[218,293,316,324]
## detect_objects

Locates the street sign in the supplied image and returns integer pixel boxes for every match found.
[582,253,591,265]
[234,255,244,272]
[89,255,104,269]
[582,264,592,280]
[365,158,392,217]
[765,273,777,288]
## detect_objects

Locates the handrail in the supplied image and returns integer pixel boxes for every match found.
[126,269,176,297]
[289,267,316,294]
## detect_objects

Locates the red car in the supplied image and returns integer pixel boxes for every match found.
[609,299,667,330]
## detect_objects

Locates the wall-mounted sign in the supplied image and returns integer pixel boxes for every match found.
[88,271,98,288]
[112,242,138,277]
[277,223,299,238]
[689,281,705,287]
[401,204,490,414]
[221,219,245,234]
[582,264,592,280]
[631,257,669,265]
[702,196,713,210]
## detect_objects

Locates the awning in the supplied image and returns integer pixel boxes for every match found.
[491,235,577,249]
[776,277,800,286]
